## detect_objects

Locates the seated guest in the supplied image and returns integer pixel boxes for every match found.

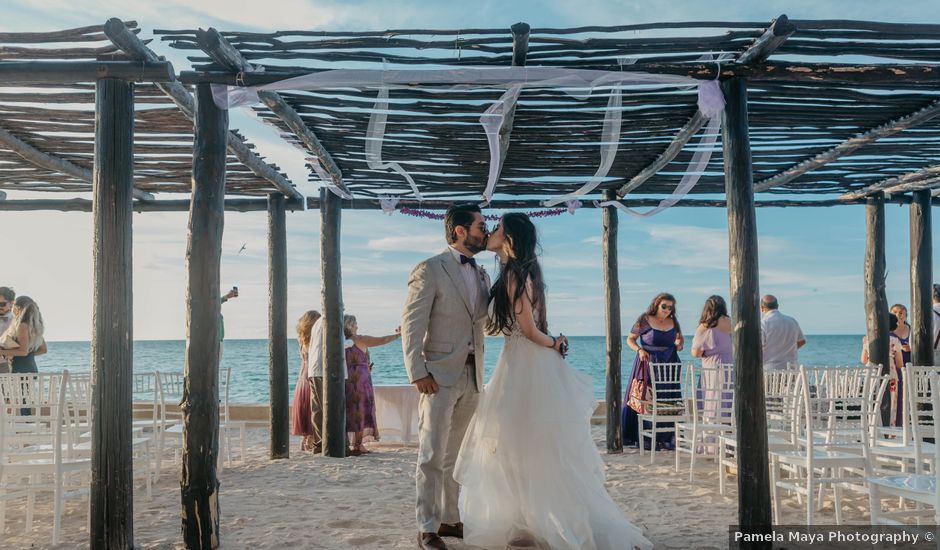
[292,310,321,451]
[861,314,905,427]
[343,314,400,456]
[0,296,47,374]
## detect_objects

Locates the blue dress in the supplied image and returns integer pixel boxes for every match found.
[622,320,681,449]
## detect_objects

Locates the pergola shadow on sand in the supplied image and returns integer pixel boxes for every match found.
[3,14,940,549]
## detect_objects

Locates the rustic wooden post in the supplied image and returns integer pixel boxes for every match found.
[320,187,346,458]
[602,189,622,453]
[910,189,933,367]
[180,83,227,549]
[268,193,290,459]
[89,76,135,550]
[723,77,771,543]
[866,192,892,426]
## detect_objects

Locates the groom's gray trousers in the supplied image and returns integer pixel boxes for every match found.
[416,357,479,533]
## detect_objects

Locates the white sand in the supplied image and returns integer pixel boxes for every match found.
[1,426,871,550]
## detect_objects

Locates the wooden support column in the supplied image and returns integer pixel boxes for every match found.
[320,187,346,458]
[865,193,892,425]
[180,83,227,550]
[911,189,934,367]
[723,77,772,543]
[268,193,290,459]
[602,189,622,453]
[89,77,135,550]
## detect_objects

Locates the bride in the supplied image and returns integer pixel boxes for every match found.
[454,213,652,550]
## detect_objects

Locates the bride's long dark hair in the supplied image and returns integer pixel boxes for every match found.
[486,213,548,335]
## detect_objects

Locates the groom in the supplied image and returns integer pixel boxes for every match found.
[402,203,489,550]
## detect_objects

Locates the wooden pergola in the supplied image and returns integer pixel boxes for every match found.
[4,14,940,550]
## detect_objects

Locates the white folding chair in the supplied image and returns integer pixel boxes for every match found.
[637,362,688,464]
[675,362,734,482]
[219,367,246,467]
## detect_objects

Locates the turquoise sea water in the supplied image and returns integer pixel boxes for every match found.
[36,335,863,403]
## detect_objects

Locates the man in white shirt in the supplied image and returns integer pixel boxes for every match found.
[760,294,806,371]
[307,315,346,454]
[0,287,14,336]
[932,284,940,366]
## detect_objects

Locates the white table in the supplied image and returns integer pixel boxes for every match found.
[374,384,420,445]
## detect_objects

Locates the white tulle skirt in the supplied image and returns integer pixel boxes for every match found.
[454,334,653,550]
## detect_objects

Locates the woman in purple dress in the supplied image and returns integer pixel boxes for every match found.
[291,310,320,451]
[623,293,684,450]
[343,314,401,456]
[691,296,734,426]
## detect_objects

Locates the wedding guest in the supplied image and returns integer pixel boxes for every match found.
[0,287,15,336]
[623,293,683,450]
[343,314,400,456]
[306,314,336,455]
[691,295,733,424]
[760,295,805,370]
[0,296,47,374]
[861,313,905,426]
[292,310,321,451]
[219,286,238,359]
[890,304,912,365]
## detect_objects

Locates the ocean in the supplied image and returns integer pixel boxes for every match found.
[36,335,864,403]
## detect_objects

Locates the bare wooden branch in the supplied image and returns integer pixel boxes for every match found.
[197,28,348,196]
[840,161,940,199]
[492,22,530,191]
[759,97,940,193]
[0,125,152,200]
[104,18,301,200]
[0,60,174,85]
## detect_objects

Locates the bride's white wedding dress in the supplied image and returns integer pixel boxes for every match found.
[454,314,653,550]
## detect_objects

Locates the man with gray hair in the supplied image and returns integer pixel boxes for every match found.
[760,294,805,370]
[932,284,940,366]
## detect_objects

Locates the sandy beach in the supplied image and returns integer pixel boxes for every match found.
[0,425,872,550]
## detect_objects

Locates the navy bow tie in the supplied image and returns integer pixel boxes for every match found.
[460,254,477,268]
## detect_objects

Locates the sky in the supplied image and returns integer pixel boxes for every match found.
[4,0,940,340]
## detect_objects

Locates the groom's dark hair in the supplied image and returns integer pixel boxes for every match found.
[444,203,481,244]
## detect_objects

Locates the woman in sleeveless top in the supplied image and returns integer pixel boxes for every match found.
[343,314,400,456]
[861,313,905,426]
[0,296,47,373]
[691,295,734,431]
[292,310,321,451]
[622,293,683,450]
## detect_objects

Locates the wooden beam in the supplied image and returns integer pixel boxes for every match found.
[197,28,349,197]
[910,189,933,367]
[864,192,891,425]
[601,189,622,453]
[0,60,174,85]
[179,60,940,87]
[89,76,135,550]
[181,83,226,550]
[761,97,940,194]
[103,18,301,200]
[722,76,772,545]
[320,186,346,458]
[491,22,530,190]
[0,126,152,201]
[618,15,794,197]
[1,194,938,212]
[267,193,290,459]
[841,162,940,200]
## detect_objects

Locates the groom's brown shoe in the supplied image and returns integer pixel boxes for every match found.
[438,522,464,538]
[418,532,447,549]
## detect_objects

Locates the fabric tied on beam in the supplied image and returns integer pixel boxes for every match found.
[366,87,424,201]
[308,157,353,200]
[378,196,399,215]
[595,115,722,218]
[565,198,582,215]
[480,84,523,204]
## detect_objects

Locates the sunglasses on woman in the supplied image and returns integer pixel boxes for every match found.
[659,304,674,311]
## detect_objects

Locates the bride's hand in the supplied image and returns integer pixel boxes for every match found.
[552,334,568,357]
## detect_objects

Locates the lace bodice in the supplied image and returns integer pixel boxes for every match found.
[487,299,538,342]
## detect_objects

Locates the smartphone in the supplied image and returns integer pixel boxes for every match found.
[232,286,239,297]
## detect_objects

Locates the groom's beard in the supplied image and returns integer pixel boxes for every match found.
[465,234,487,254]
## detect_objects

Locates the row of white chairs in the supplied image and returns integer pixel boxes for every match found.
[0,368,247,543]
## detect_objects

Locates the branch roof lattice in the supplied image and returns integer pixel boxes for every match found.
[160,17,940,202]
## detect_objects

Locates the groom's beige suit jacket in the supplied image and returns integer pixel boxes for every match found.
[402,249,488,389]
